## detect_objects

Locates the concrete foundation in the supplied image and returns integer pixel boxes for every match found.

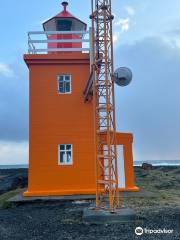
[8,189,155,204]
[8,193,95,203]
[83,207,136,224]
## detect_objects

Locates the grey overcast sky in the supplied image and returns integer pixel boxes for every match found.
[0,0,180,164]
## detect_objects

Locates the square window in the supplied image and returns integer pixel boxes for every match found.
[58,75,71,94]
[58,144,73,165]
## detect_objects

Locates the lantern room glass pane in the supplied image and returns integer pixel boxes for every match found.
[57,20,72,31]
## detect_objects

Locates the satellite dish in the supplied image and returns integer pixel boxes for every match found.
[114,67,132,87]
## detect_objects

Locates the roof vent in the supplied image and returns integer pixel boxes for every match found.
[62,1,68,12]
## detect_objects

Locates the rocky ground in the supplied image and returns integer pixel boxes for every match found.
[0,168,27,195]
[0,166,180,240]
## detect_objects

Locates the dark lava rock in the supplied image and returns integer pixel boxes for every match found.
[0,172,28,195]
[141,172,148,177]
[154,180,174,189]
[142,163,153,170]
[11,173,28,189]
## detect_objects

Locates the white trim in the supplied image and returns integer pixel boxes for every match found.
[31,39,89,43]
[57,74,72,95]
[28,29,90,54]
[58,144,73,166]
[33,48,90,53]
[28,31,89,35]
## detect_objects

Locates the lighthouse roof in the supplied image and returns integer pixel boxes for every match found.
[43,2,87,31]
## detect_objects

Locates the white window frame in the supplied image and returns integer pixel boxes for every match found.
[58,144,73,166]
[57,74,72,94]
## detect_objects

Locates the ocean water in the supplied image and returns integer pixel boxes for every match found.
[134,160,180,166]
[0,164,28,169]
[0,160,180,169]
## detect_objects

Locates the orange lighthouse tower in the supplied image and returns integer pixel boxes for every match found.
[24,2,138,197]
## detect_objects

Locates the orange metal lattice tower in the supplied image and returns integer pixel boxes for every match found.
[91,0,119,211]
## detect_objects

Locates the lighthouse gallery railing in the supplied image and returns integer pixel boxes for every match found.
[28,30,92,54]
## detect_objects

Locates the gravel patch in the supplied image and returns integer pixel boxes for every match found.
[0,202,179,240]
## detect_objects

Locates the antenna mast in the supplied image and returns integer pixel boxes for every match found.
[91,0,119,211]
